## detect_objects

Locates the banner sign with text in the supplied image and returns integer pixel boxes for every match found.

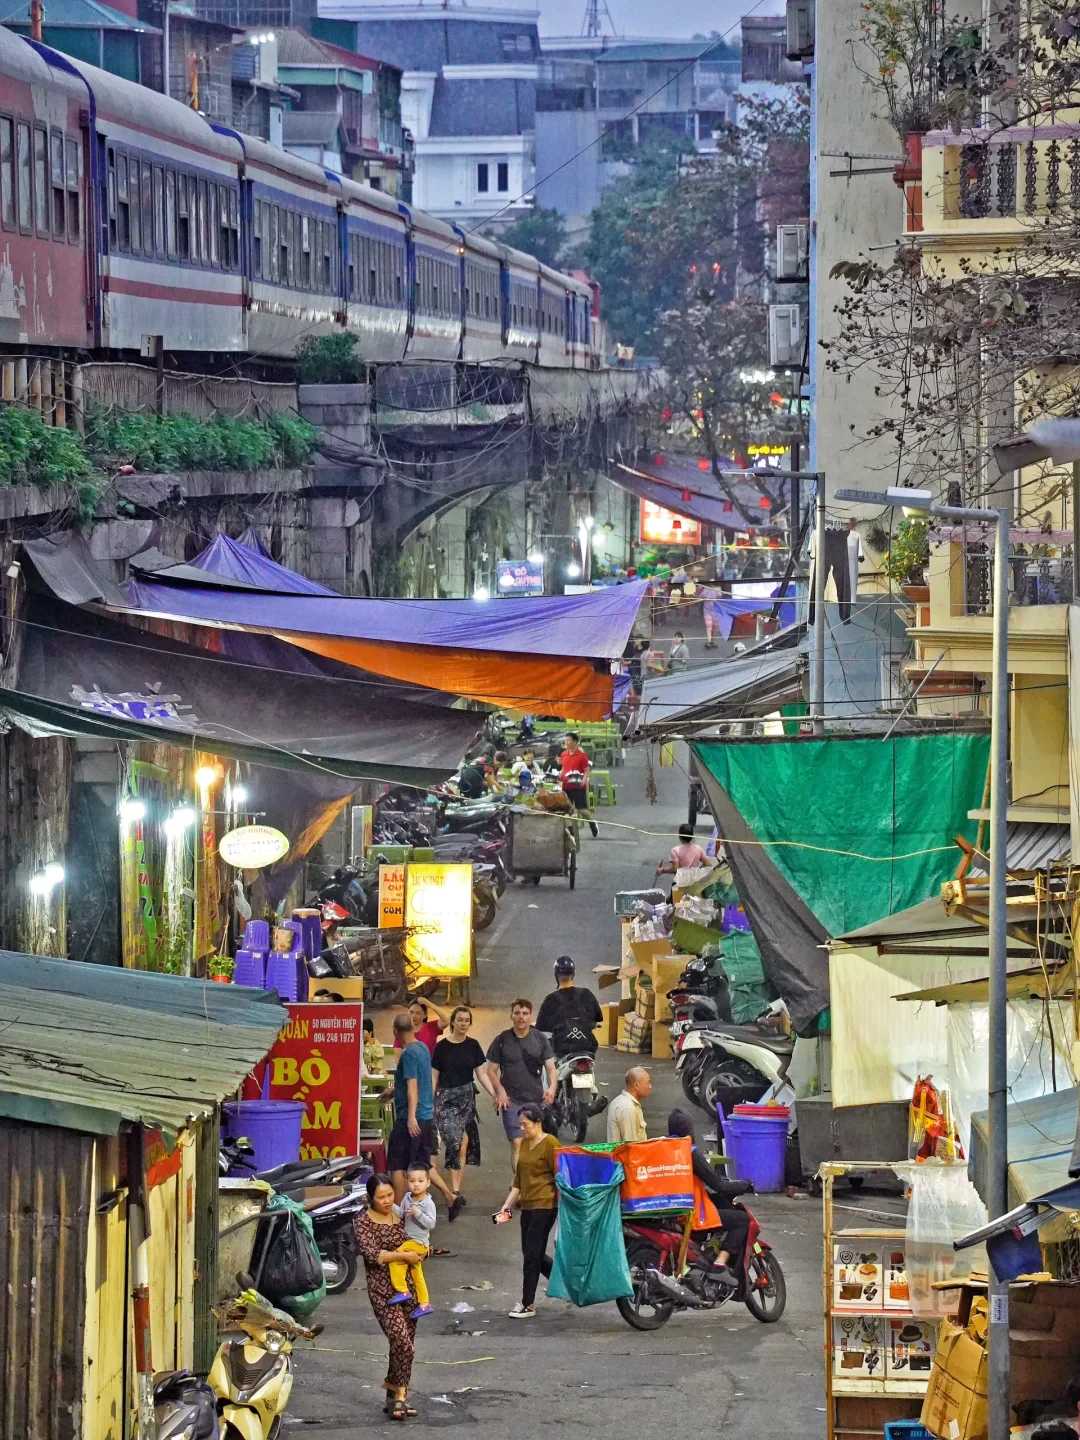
[245,1003,363,1160]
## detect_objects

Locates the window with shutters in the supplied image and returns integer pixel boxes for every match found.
[0,118,12,231]
[151,165,163,255]
[33,125,47,236]
[50,131,64,238]
[16,122,31,234]
[116,152,130,251]
[177,173,190,259]
[165,169,177,258]
[129,156,141,255]
[141,161,153,255]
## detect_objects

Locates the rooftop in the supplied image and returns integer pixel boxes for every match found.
[594,39,734,63]
[0,0,159,28]
[351,11,539,71]
[276,25,379,70]
[429,74,535,137]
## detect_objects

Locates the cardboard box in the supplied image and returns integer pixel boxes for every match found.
[920,1318,987,1440]
[651,1020,673,1060]
[833,1243,884,1310]
[886,1318,936,1379]
[595,1000,629,1047]
[308,975,364,1004]
[832,1316,886,1379]
[635,978,655,1019]
[617,1011,651,1054]
[883,1245,911,1311]
[651,953,694,1023]
[629,937,673,970]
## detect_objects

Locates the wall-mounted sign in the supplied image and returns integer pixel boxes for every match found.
[246,1003,363,1161]
[378,863,406,928]
[497,559,544,596]
[746,443,788,457]
[403,862,473,979]
[219,824,290,869]
[639,500,702,546]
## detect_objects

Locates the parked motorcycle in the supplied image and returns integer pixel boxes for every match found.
[667,955,732,1035]
[154,1370,220,1439]
[674,1006,795,1119]
[616,1203,786,1331]
[549,1051,606,1142]
[209,1282,321,1439]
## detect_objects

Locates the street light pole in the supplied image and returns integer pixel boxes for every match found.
[812,477,826,736]
[838,486,1010,1440]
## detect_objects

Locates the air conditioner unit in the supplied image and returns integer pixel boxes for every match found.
[775,221,809,281]
[768,303,804,367]
[786,0,814,59]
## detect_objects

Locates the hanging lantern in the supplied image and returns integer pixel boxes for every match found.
[672,518,682,531]
[653,454,666,466]
[660,406,673,422]
[722,500,733,513]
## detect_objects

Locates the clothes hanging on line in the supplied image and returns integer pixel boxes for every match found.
[808,528,852,624]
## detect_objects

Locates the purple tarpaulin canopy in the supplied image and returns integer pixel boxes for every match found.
[703,590,797,638]
[115,577,649,660]
[189,535,337,595]
[612,464,785,533]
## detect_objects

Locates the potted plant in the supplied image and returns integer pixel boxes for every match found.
[881,516,930,595]
[208,954,235,984]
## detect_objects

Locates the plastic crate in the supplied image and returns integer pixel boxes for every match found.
[883,1424,932,1440]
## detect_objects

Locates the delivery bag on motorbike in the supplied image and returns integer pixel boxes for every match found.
[258,1192,326,1315]
[614,1137,694,1214]
[548,1155,632,1306]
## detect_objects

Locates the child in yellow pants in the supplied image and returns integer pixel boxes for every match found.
[388,1166,435,1319]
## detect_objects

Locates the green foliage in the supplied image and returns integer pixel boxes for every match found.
[85,408,316,473]
[881,516,929,583]
[296,332,366,384]
[0,404,104,521]
[496,207,568,268]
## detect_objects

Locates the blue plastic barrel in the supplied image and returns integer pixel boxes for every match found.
[719,1105,789,1192]
[223,1100,304,1175]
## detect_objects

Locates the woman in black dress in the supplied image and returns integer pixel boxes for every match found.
[433,1006,496,1219]
[354,1173,423,1420]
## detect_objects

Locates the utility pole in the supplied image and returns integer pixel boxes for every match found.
[29,0,43,40]
[812,476,826,736]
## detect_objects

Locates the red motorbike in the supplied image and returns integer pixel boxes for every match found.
[616,1203,786,1331]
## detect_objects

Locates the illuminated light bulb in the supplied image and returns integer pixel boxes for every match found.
[120,798,146,823]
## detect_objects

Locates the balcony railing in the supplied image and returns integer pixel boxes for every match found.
[950,129,1080,220]
[932,528,1074,614]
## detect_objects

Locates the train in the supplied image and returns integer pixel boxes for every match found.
[0,26,602,370]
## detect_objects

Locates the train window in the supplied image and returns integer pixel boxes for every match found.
[274,207,285,284]
[16,122,31,234]
[207,183,219,268]
[117,153,130,252]
[299,214,310,286]
[267,205,277,281]
[228,188,239,270]
[65,138,80,243]
[395,247,403,302]
[152,166,163,255]
[33,126,47,236]
[129,157,141,255]
[165,170,176,259]
[176,174,190,260]
[49,131,64,239]
[321,222,332,292]
[0,119,13,230]
[198,179,209,265]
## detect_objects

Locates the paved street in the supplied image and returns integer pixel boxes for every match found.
[292,746,838,1437]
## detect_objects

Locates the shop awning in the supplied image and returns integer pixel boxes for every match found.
[969,1086,1080,1207]
[0,950,284,1138]
[637,649,801,735]
[157,534,337,595]
[108,578,649,719]
[612,464,785,532]
[6,597,481,785]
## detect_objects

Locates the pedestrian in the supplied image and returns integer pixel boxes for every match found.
[668,1109,751,1289]
[494,1104,559,1319]
[606,1065,652,1143]
[456,756,486,800]
[393,999,443,1056]
[387,1164,436,1319]
[386,1012,455,1207]
[656,823,716,878]
[432,1005,495,1220]
[363,1015,385,1075]
[701,586,721,648]
[559,730,598,838]
[485,998,557,1167]
[353,1173,423,1421]
[668,631,690,671]
[536,955,602,1060]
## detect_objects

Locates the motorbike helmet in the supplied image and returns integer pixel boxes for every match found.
[553,954,576,979]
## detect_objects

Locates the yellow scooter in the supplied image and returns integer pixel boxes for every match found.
[208,1284,321,1440]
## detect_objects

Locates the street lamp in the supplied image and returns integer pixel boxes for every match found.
[838,482,1011,1440]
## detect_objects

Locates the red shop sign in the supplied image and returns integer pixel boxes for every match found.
[245,1003,363,1161]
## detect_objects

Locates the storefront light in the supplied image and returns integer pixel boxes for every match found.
[164,805,197,837]
[473,585,490,602]
[29,863,64,895]
[230,784,249,807]
[120,797,146,824]
[565,561,582,578]
[195,765,218,788]
[527,550,544,565]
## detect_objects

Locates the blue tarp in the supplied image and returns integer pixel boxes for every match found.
[190,535,337,595]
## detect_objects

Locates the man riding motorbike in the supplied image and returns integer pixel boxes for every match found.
[536,955,603,1058]
[668,1108,752,1290]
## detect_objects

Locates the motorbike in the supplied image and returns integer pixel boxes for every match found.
[548,1050,606,1142]
[208,1282,321,1440]
[667,955,733,1035]
[154,1370,220,1439]
[616,1203,786,1331]
[674,1006,795,1119]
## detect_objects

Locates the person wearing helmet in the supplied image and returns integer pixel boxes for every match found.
[535,956,603,1058]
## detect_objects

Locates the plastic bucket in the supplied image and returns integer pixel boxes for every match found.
[223,1100,305,1175]
[719,1106,789,1193]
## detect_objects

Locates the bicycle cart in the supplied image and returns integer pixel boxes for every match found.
[510,808,579,889]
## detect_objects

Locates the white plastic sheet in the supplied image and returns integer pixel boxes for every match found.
[903,1162,989,1318]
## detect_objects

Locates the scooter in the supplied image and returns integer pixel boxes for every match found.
[154,1370,219,1439]
[549,1051,606,1142]
[209,1282,321,1440]
[667,956,733,1035]
[616,1202,786,1331]
[674,1005,795,1118]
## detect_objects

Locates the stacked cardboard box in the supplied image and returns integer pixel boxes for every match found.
[635,975,655,1020]
[595,999,631,1048]
[617,1011,651,1054]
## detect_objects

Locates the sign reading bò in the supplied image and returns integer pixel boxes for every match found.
[219,824,290,869]
[497,559,544,597]
[244,1003,363,1160]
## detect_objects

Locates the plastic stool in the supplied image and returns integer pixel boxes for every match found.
[589,769,616,806]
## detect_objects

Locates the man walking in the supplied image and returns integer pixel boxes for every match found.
[606,1066,652,1143]
[559,731,599,838]
[387,1012,454,1205]
[485,999,557,1166]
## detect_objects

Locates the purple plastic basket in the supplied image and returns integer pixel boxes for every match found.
[265,951,304,1002]
[242,919,271,951]
[233,949,266,988]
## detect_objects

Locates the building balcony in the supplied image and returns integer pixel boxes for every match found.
[909,125,1080,275]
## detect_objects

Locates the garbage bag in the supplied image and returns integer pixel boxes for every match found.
[904,1161,988,1318]
[258,1192,324,1305]
[547,1168,632,1307]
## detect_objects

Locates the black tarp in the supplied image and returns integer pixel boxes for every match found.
[694,762,830,1034]
[22,532,130,606]
[8,598,480,785]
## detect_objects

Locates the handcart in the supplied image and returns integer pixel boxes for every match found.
[510,808,579,889]
[323,923,436,1007]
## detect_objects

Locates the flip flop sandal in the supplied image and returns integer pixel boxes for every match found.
[384,1399,417,1418]
[388,1400,411,1421]
[429,1246,453,1257]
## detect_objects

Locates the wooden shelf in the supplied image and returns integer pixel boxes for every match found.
[833,1227,906,1240]
[831,1304,915,1318]
[832,1377,929,1397]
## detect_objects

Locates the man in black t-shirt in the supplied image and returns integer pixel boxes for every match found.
[484,998,557,1167]
[536,955,603,1058]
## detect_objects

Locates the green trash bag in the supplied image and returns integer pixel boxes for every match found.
[547,1168,633,1307]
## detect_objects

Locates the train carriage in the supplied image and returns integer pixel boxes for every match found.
[538,262,571,369]
[403,205,462,363]
[503,247,541,365]
[458,230,503,364]
[340,176,409,363]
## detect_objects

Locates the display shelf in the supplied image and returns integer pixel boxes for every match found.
[832,1377,929,1397]
[831,1304,915,1318]
[833,1227,906,1240]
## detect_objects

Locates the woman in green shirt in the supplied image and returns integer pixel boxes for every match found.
[495,1105,559,1319]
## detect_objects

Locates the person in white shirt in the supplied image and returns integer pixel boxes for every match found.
[668,632,690,671]
[606,1066,652,1143]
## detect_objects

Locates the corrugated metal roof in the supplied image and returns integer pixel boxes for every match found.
[0,952,285,1137]
[276,25,377,70]
[595,40,731,63]
[970,1087,1079,1207]
[0,0,158,28]
[969,821,1070,875]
